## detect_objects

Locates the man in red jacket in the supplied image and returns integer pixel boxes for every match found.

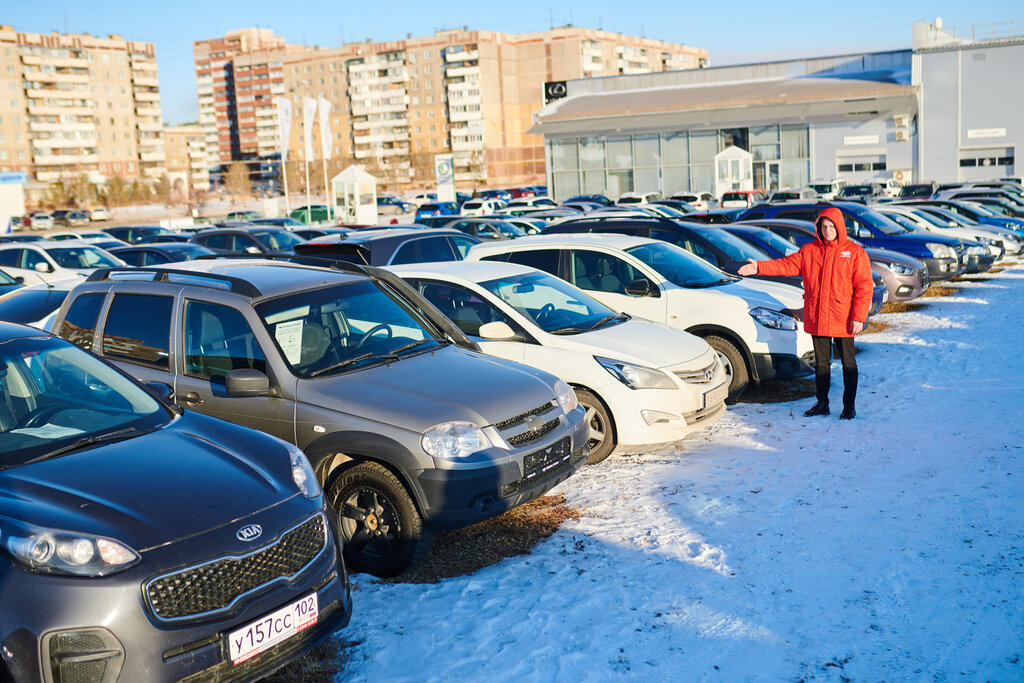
[738,207,874,419]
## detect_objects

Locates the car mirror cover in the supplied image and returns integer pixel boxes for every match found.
[226,369,271,397]
[478,321,517,341]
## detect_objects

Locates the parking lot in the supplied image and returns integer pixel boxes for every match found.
[293,260,1024,681]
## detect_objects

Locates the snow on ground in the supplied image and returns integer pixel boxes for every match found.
[338,260,1024,682]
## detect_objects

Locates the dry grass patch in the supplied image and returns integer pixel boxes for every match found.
[860,318,899,334]
[738,377,815,404]
[922,284,959,298]
[380,494,582,585]
[988,267,1004,273]
[882,301,926,314]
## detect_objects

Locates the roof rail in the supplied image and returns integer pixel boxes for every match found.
[85,267,263,298]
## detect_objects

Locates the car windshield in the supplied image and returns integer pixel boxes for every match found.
[0,270,17,285]
[494,222,527,238]
[693,227,771,261]
[0,290,68,323]
[807,184,833,194]
[848,208,909,235]
[480,271,622,334]
[647,205,685,217]
[904,209,952,227]
[841,185,873,195]
[164,244,216,261]
[883,213,922,232]
[253,230,305,251]
[47,246,122,269]
[772,192,800,201]
[624,241,731,287]
[256,279,442,378]
[919,206,979,226]
[0,335,168,468]
[748,229,799,256]
[973,201,1012,216]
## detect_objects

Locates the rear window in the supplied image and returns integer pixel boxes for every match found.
[0,289,69,325]
[59,292,105,348]
[102,294,173,369]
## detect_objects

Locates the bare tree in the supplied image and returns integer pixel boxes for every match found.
[224,162,252,202]
[153,175,173,205]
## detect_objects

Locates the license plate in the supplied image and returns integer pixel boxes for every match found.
[228,593,319,665]
[523,437,570,480]
[703,382,729,409]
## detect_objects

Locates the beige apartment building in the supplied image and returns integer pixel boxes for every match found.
[195,27,707,190]
[163,123,209,199]
[0,25,165,184]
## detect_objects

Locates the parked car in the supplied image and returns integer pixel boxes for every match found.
[678,209,747,224]
[806,179,846,201]
[767,188,818,203]
[892,204,1024,254]
[616,192,663,206]
[289,205,332,224]
[0,322,352,682]
[896,182,936,199]
[53,260,589,576]
[250,216,309,229]
[461,198,506,216]
[391,261,728,463]
[225,210,262,221]
[29,213,54,231]
[876,205,1005,259]
[136,233,192,244]
[739,218,930,302]
[0,241,125,285]
[544,216,802,289]
[894,199,1024,235]
[446,217,527,241]
[87,206,111,221]
[736,201,966,280]
[506,196,558,209]
[670,192,717,211]
[465,234,814,401]
[190,226,307,255]
[565,194,614,206]
[46,230,112,241]
[479,189,513,203]
[414,202,460,222]
[649,199,697,214]
[0,278,78,329]
[719,190,767,209]
[102,225,176,244]
[836,183,888,203]
[0,234,47,244]
[50,209,91,227]
[108,242,217,266]
[295,228,480,267]
[378,199,416,215]
[0,267,23,297]
[407,191,438,206]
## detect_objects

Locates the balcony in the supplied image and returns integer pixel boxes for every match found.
[134,91,161,103]
[451,139,484,153]
[449,109,483,124]
[444,65,480,79]
[25,88,85,100]
[33,152,100,165]
[136,121,163,132]
[447,93,482,107]
[27,104,94,116]
[22,55,89,69]
[354,130,410,145]
[23,71,90,84]
[582,47,603,59]
[31,137,94,149]
[140,151,167,162]
[445,50,479,62]
[132,75,160,88]
[29,121,95,133]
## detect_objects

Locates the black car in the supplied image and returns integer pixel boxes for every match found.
[108,242,217,266]
[445,217,528,240]
[678,208,747,224]
[250,217,309,229]
[0,323,351,682]
[136,233,191,244]
[102,225,176,244]
[543,216,802,288]
[294,228,480,266]
[565,194,614,206]
[896,182,936,199]
[190,226,307,255]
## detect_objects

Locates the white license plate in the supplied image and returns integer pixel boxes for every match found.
[228,593,319,665]
[703,382,729,409]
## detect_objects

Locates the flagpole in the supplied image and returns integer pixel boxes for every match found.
[282,158,291,215]
[322,155,331,223]
[304,154,311,223]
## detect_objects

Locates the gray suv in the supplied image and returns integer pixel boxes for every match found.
[52,260,589,576]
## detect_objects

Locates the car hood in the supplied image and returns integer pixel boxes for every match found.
[556,318,711,368]
[863,247,925,268]
[725,278,804,310]
[872,231,960,247]
[298,346,559,432]
[0,413,297,552]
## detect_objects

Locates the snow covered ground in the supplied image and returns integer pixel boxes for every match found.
[338,259,1024,681]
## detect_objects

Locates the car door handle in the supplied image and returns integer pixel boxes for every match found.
[180,392,204,407]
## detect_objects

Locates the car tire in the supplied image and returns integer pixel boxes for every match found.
[326,461,433,578]
[704,335,749,403]
[575,388,615,465]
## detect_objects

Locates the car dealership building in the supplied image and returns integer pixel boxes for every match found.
[531,20,1022,200]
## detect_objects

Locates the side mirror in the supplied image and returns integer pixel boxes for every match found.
[857,228,872,239]
[144,381,174,402]
[34,262,53,273]
[226,368,270,397]
[624,278,659,297]
[14,276,23,284]
[478,321,517,341]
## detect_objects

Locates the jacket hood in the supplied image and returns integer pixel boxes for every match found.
[815,207,848,247]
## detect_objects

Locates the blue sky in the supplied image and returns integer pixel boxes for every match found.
[6,1,1018,124]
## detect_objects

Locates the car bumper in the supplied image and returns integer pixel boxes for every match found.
[416,412,590,531]
[920,256,960,281]
[601,378,728,447]
[965,253,996,273]
[0,509,351,683]
[752,351,815,382]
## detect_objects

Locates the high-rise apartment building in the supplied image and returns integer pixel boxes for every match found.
[163,123,210,197]
[195,27,707,189]
[0,25,165,183]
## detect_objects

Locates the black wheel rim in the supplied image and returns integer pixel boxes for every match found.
[339,486,401,562]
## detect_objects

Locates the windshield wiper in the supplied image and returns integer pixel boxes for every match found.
[585,314,629,332]
[389,338,443,355]
[549,326,587,335]
[308,352,400,377]
[23,427,138,465]
[688,278,734,288]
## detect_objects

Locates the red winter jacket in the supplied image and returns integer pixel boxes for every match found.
[755,207,874,337]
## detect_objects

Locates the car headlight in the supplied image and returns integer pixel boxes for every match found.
[595,356,676,389]
[926,242,956,258]
[1,518,139,577]
[967,245,987,255]
[881,261,914,275]
[288,444,320,499]
[421,421,494,459]
[975,236,995,246]
[748,307,798,331]
[553,378,579,413]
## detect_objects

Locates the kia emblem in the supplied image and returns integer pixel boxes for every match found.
[236,524,263,542]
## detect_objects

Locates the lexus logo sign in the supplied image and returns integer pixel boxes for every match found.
[544,81,567,105]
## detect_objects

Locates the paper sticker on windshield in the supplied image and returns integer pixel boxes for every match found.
[275,320,304,365]
[11,424,85,440]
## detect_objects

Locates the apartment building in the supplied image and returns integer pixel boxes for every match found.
[195,27,707,190]
[163,123,210,197]
[0,25,165,183]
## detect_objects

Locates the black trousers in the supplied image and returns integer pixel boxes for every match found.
[811,335,858,409]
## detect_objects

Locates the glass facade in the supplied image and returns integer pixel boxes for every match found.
[547,125,811,200]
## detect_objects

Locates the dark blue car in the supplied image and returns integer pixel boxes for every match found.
[736,201,966,281]
[414,202,459,222]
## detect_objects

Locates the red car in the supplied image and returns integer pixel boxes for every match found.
[509,187,536,199]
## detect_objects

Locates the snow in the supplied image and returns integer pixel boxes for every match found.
[337,261,1024,681]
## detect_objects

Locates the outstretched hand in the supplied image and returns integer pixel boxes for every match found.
[738,259,759,276]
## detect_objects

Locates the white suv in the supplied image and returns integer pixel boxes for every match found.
[0,241,125,285]
[461,198,505,216]
[388,261,728,463]
[466,234,814,400]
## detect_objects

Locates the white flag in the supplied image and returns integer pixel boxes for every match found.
[275,97,292,162]
[303,96,317,161]
[318,97,333,161]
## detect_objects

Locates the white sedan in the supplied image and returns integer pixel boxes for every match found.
[387,261,728,464]
[0,240,126,285]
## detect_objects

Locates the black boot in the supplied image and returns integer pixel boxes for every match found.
[839,406,856,420]
[804,401,830,417]
[841,368,858,420]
